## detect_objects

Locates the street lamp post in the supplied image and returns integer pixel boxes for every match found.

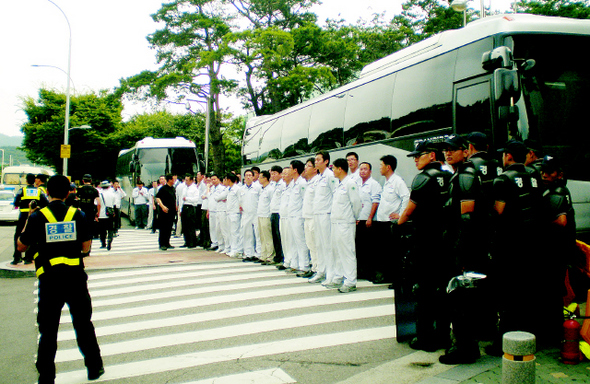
[46,0,72,177]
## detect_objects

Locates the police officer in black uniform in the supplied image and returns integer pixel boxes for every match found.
[439,134,493,364]
[156,174,177,250]
[398,140,452,352]
[17,175,104,384]
[77,174,100,237]
[12,173,48,265]
[489,139,542,353]
[537,155,576,346]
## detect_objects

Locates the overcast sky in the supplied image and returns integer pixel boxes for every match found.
[0,0,514,138]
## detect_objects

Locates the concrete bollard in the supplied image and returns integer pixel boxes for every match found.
[502,331,536,384]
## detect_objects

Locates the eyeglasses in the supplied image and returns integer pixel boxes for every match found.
[412,152,430,159]
[443,148,464,153]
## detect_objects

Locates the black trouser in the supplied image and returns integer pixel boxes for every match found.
[113,207,122,231]
[135,204,148,228]
[159,211,175,247]
[197,209,210,247]
[182,205,198,247]
[36,270,102,382]
[98,217,114,247]
[271,213,283,263]
[355,220,376,280]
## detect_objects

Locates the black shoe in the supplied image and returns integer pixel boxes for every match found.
[107,243,112,251]
[167,245,175,249]
[439,346,480,365]
[276,264,286,270]
[297,270,314,278]
[409,337,444,353]
[179,244,188,248]
[10,260,20,265]
[88,366,105,380]
[208,246,219,251]
[160,246,168,251]
[187,245,197,249]
[242,257,254,262]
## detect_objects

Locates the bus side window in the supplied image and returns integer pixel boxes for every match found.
[243,125,262,165]
[281,109,311,159]
[343,74,395,146]
[258,118,284,162]
[454,80,493,140]
[309,95,346,152]
[391,53,455,138]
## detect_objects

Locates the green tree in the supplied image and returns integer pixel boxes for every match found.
[120,0,236,176]
[400,0,466,42]
[21,88,123,181]
[515,0,590,18]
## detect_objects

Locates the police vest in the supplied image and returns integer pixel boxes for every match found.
[19,186,42,212]
[35,206,81,278]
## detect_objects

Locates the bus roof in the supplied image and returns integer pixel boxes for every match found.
[245,13,590,131]
[118,137,196,157]
[1,165,53,175]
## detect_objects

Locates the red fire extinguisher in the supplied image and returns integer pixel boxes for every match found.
[562,317,581,364]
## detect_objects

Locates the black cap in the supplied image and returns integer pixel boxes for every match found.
[540,155,562,173]
[497,139,528,159]
[444,135,468,150]
[407,140,439,157]
[465,132,488,148]
[524,139,540,152]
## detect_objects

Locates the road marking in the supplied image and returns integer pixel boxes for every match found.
[179,368,297,384]
[55,326,397,383]
[59,280,383,323]
[56,305,393,362]
[57,290,393,341]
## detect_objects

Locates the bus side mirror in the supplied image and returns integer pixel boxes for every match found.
[482,46,513,71]
[494,68,521,106]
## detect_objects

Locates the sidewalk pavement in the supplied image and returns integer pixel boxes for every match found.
[1,225,589,383]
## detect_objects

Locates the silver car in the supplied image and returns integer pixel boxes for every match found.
[0,190,19,222]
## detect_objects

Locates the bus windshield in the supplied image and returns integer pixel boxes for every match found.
[2,173,24,186]
[137,147,198,182]
[514,34,590,181]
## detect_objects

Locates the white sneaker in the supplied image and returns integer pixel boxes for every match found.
[308,273,325,284]
[338,285,357,293]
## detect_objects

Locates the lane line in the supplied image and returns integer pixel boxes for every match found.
[56,305,393,362]
[55,326,397,383]
[57,290,393,341]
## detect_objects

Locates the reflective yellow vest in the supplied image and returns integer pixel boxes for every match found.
[36,206,81,278]
[20,186,42,212]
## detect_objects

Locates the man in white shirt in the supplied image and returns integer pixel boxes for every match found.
[357,162,382,280]
[287,160,309,275]
[225,173,243,257]
[309,150,338,284]
[148,181,158,232]
[346,152,361,185]
[301,158,319,277]
[257,171,275,263]
[269,166,284,265]
[329,159,362,292]
[206,175,222,251]
[278,168,293,270]
[175,177,187,237]
[240,169,261,261]
[111,180,126,235]
[373,154,410,284]
[180,175,200,248]
[132,181,149,229]
[98,181,116,250]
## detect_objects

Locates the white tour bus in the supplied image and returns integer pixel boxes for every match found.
[0,165,53,192]
[241,14,590,235]
[116,137,202,221]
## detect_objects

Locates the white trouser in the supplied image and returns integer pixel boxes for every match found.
[279,217,293,268]
[176,211,182,236]
[331,222,357,286]
[304,218,317,272]
[313,213,331,277]
[289,216,309,271]
[228,212,243,254]
[241,213,260,257]
[209,211,218,247]
[216,210,228,251]
[258,216,275,262]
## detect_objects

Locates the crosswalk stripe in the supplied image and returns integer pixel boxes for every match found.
[55,326,397,383]
[56,305,393,362]
[57,290,393,342]
[60,280,381,323]
[177,368,296,384]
